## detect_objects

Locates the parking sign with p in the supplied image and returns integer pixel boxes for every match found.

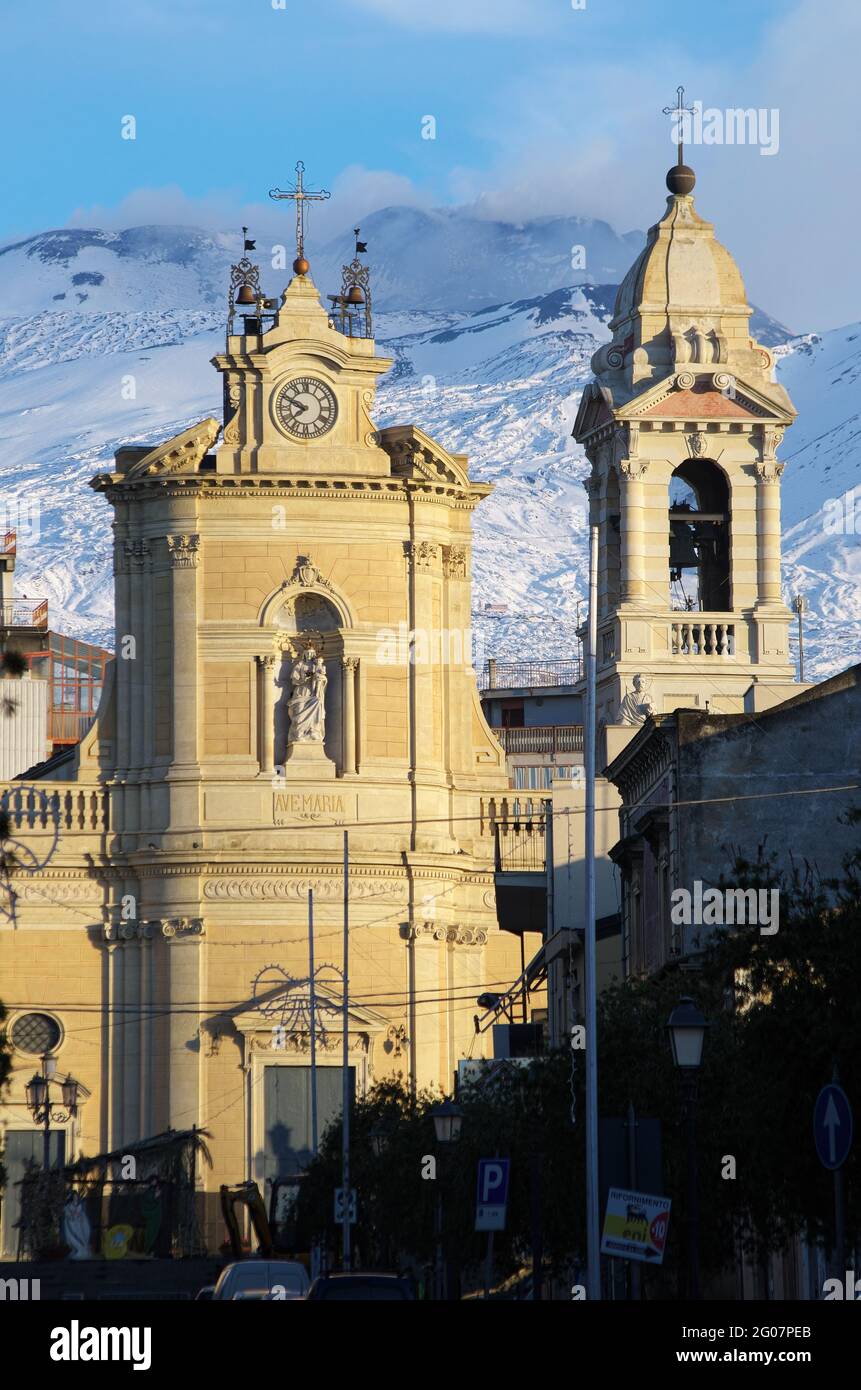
[475,1158,510,1232]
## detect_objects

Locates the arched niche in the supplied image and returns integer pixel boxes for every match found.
[668,458,731,613]
[271,591,344,769]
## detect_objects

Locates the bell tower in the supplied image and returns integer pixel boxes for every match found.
[574,152,800,724]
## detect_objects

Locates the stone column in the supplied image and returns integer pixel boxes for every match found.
[619,462,648,605]
[107,936,125,1149]
[120,926,141,1144]
[257,654,277,773]
[163,919,204,1132]
[138,923,154,1140]
[167,535,200,767]
[341,657,358,775]
[756,460,784,604]
[113,524,131,785]
[126,540,150,832]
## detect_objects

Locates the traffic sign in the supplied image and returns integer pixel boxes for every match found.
[814,1084,853,1170]
[600,1187,671,1264]
[475,1159,510,1232]
[334,1187,357,1223]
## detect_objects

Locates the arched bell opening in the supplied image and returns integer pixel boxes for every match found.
[668,459,731,612]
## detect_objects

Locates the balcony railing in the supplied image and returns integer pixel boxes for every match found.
[493,725,584,756]
[481,658,581,690]
[670,619,735,657]
[0,783,109,833]
[485,795,548,873]
[1,599,48,628]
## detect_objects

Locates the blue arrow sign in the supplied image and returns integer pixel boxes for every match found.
[814,1084,853,1170]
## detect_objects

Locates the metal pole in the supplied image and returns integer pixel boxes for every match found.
[832,1061,846,1279]
[341,831,351,1270]
[41,1054,51,1172]
[684,1074,701,1299]
[309,889,318,1157]
[626,1101,641,1300]
[584,523,601,1300]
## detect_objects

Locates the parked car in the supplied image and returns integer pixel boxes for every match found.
[305,1273,415,1301]
[213,1260,310,1301]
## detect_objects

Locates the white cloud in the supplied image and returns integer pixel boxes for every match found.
[65,166,431,243]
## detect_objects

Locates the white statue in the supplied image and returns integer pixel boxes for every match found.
[63,1191,93,1260]
[287,646,327,743]
[618,673,656,726]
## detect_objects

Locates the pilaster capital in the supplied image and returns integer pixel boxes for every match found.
[166,534,200,568]
[443,544,469,579]
[405,540,440,573]
[755,462,784,485]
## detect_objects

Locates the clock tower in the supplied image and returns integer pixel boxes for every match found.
[77,195,528,1231]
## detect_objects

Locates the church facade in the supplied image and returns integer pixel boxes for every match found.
[0,244,527,1253]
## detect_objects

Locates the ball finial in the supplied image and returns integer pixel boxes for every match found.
[667,163,696,196]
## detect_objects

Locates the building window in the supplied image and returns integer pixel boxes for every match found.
[513,765,576,790]
[11,1011,62,1056]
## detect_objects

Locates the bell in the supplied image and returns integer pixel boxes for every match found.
[669,520,700,571]
[236,284,256,305]
[345,284,365,305]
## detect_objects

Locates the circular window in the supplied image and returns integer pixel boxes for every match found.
[11,1012,62,1056]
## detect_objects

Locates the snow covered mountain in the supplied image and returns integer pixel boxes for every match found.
[0,217,857,680]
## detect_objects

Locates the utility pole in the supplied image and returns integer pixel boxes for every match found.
[309,888,318,1157]
[584,524,601,1300]
[341,830,351,1270]
[792,593,807,682]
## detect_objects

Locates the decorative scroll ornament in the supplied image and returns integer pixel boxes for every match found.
[252,962,345,1049]
[291,554,332,589]
[327,228,373,339]
[227,230,262,336]
[675,371,696,390]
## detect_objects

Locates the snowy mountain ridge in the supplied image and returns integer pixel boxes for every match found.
[0,218,857,681]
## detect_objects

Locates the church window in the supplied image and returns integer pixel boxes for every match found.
[11,1012,62,1056]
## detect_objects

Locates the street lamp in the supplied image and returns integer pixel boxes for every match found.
[667,996,708,1070]
[25,1054,82,1172]
[430,1098,464,1146]
[667,998,709,1300]
[429,1099,465,1300]
[369,1119,392,1159]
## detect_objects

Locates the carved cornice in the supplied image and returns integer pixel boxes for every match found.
[249,1030,370,1055]
[204,876,405,902]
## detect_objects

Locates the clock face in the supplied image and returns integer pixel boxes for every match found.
[275,376,338,440]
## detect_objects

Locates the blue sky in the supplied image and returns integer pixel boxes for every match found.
[4,0,857,330]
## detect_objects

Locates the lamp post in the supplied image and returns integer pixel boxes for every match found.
[667,998,709,1300]
[430,1100,464,1300]
[25,1055,80,1172]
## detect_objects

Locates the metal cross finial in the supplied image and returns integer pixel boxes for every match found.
[269,160,331,261]
[662,85,695,165]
